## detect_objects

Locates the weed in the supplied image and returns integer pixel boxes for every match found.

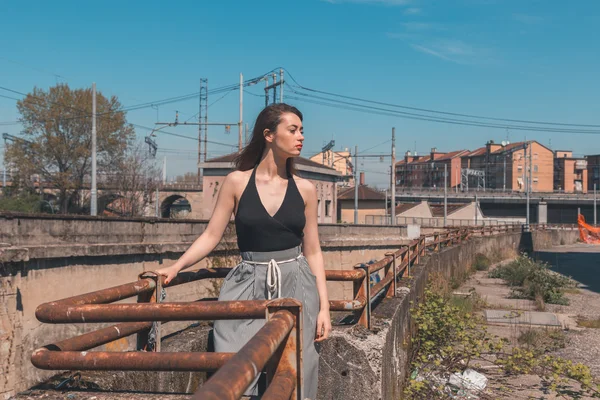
[489,254,572,305]
[576,318,600,329]
[517,328,567,352]
[473,253,491,271]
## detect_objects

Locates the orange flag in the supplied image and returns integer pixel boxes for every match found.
[578,214,600,244]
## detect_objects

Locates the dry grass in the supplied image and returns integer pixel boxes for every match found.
[517,328,567,352]
[577,317,600,329]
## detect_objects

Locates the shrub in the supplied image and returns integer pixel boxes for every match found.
[489,255,572,305]
[473,253,491,271]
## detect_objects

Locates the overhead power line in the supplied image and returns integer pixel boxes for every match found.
[284,90,600,135]
[131,123,237,148]
[281,67,600,129]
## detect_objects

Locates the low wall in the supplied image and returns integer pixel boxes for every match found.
[0,213,418,398]
[316,228,579,400]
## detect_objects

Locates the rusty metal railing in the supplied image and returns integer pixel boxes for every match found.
[33,273,304,399]
[32,223,528,398]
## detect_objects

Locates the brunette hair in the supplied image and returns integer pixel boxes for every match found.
[233,103,303,176]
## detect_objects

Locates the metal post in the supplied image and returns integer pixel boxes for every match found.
[474,194,478,225]
[198,79,202,184]
[162,157,167,184]
[239,73,243,151]
[444,163,448,227]
[90,83,97,216]
[385,188,388,222]
[280,69,284,103]
[385,252,397,297]
[2,137,6,193]
[526,143,530,230]
[354,146,359,224]
[155,187,159,218]
[245,123,249,147]
[595,184,597,226]
[272,72,277,104]
[391,127,396,226]
[503,154,506,192]
[265,75,269,107]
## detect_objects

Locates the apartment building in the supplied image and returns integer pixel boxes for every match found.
[396,140,556,193]
[586,154,600,191]
[309,148,354,186]
[396,148,469,188]
[553,151,588,193]
[462,141,554,192]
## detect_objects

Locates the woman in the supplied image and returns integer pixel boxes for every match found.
[156,103,331,399]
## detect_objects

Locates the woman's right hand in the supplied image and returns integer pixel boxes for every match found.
[156,265,180,285]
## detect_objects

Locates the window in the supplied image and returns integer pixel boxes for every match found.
[534,153,538,160]
[534,165,539,172]
[317,200,321,218]
[325,200,331,217]
[533,178,539,184]
[518,165,523,171]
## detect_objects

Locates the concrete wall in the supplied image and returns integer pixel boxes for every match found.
[397,201,432,218]
[339,200,386,224]
[0,213,418,398]
[317,228,579,400]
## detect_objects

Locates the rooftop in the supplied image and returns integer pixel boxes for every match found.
[338,185,386,201]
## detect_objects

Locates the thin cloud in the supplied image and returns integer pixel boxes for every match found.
[400,22,438,31]
[410,44,458,63]
[409,39,482,64]
[322,0,411,5]
[404,7,421,15]
[513,13,544,24]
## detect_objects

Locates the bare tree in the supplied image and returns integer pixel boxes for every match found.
[103,142,161,217]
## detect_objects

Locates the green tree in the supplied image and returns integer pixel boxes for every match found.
[6,84,134,213]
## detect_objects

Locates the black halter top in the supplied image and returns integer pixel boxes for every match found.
[235,168,306,252]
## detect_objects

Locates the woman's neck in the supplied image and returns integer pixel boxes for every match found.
[257,149,288,179]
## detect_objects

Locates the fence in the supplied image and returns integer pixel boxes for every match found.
[32,224,528,398]
[365,215,521,227]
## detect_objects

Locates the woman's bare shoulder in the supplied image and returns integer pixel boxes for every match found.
[293,175,316,201]
[226,170,251,184]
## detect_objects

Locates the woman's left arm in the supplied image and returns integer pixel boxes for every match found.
[300,179,331,342]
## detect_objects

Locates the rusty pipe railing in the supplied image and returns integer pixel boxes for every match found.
[33,297,303,399]
[32,223,530,399]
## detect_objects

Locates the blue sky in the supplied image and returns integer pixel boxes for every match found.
[1,0,599,188]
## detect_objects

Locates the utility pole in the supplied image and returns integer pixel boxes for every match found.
[274,73,278,103]
[280,69,284,103]
[265,73,284,105]
[162,156,167,184]
[391,127,396,226]
[475,194,478,225]
[525,142,530,230]
[2,133,7,194]
[245,123,249,146]
[198,79,208,183]
[385,188,388,222]
[595,184,597,225]
[265,76,269,107]
[444,164,448,227]
[503,154,507,192]
[155,187,159,217]
[239,73,243,151]
[354,145,359,224]
[91,82,97,216]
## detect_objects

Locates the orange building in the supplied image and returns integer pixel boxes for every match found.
[396,148,469,189]
[462,141,554,192]
[586,154,600,191]
[554,151,588,193]
[396,140,556,193]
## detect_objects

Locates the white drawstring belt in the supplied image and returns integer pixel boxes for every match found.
[244,255,301,299]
